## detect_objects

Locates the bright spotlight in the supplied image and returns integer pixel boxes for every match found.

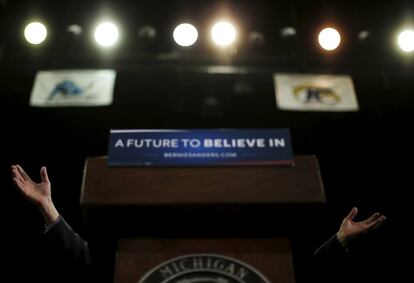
[398,30,414,52]
[24,22,47,45]
[173,23,198,47]
[318,27,341,51]
[211,21,237,47]
[94,22,119,47]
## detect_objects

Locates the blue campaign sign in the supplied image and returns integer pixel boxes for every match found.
[107,129,294,166]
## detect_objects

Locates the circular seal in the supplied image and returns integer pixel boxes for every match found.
[138,254,271,283]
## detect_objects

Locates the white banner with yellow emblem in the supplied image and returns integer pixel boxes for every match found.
[30,69,116,107]
[273,73,359,111]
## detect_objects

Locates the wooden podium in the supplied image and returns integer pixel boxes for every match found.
[80,155,325,283]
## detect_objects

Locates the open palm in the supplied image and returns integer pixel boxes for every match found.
[11,165,51,206]
[338,207,385,246]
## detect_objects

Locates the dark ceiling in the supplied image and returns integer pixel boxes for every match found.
[1,0,414,71]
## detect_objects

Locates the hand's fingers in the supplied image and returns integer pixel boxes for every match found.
[11,166,26,185]
[40,166,49,184]
[15,173,26,186]
[345,207,358,220]
[364,212,381,225]
[12,176,20,186]
[11,165,22,179]
[14,165,26,180]
[16,165,33,182]
[367,215,386,230]
[12,177,28,195]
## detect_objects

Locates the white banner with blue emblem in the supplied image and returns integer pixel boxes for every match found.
[274,73,359,111]
[30,69,116,107]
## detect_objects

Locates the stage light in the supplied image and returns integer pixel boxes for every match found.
[94,22,119,47]
[281,26,296,38]
[24,22,47,45]
[318,27,341,51]
[397,30,414,52]
[211,21,237,47]
[248,31,265,47]
[138,25,157,42]
[67,24,82,36]
[358,30,371,41]
[173,23,198,47]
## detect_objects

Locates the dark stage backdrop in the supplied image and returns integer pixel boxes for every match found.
[1,67,408,283]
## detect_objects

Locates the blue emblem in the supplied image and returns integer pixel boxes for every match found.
[48,80,84,99]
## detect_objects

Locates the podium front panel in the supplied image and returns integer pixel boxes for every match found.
[114,238,295,283]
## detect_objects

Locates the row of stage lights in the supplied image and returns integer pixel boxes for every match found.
[24,20,414,53]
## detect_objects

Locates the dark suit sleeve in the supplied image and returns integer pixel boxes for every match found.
[43,216,92,266]
[313,234,348,263]
[312,234,349,282]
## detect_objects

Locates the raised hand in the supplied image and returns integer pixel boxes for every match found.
[11,165,59,224]
[336,207,386,247]
[11,165,51,206]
